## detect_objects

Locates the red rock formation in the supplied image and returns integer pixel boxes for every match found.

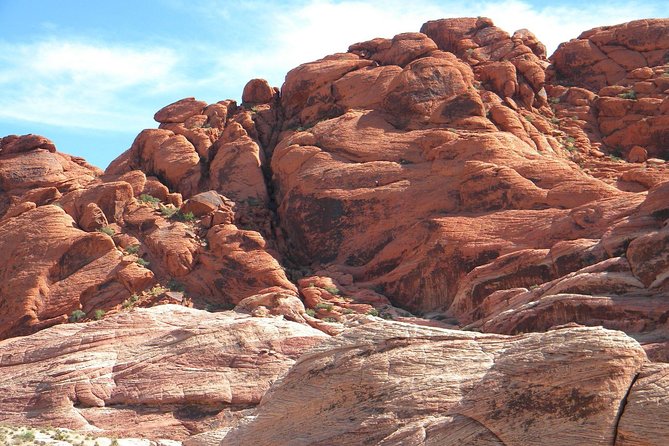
[221,323,653,445]
[0,15,669,444]
[0,305,326,440]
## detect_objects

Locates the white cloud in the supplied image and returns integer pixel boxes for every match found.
[0,40,179,130]
[216,0,664,89]
[477,0,662,55]
[0,0,662,135]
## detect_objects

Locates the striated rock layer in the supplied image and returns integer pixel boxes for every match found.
[221,323,664,446]
[0,305,326,440]
[0,15,668,444]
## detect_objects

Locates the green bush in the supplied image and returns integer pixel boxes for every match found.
[17,430,35,442]
[159,204,196,222]
[305,308,316,317]
[122,294,140,309]
[159,204,178,218]
[618,90,637,100]
[315,302,334,311]
[125,244,140,255]
[323,286,340,295]
[139,194,161,204]
[98,226,115,237]
[367,308,380,317]
[69,310,86,322]
[93,309,106,320]
[172,211,196,222]
[136,258,150,268]
[167,279,185,292]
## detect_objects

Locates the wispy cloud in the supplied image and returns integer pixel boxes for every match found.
[0,0,662,137]
[0,40,179,130]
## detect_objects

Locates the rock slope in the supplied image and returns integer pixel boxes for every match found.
[0,16,668,444]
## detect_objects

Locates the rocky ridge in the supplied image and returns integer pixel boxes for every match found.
[1,17,669,444]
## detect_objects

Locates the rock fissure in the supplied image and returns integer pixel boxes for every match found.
[612,371,640,446]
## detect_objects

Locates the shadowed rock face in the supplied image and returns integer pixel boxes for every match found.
[1,16,669,443]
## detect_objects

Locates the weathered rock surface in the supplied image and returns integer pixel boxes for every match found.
[0,305,327,440]
[222,323,653,445]
[1,15,669,445]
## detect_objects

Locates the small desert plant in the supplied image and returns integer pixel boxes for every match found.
[323,286,340,295]
[315,302,334,311]
[618,90,637,100]
[381,312,394,320]
[51,431,68,441]
[122,294,140,309]
[17,430,35,442]
[125,244,140,255]
[139,194,161,205]
[305,308,316,317]
[172,211,196,222]
[69,310,86,322]
[367,308,380,317]
[548,97,561,104]
[323,317,338,323]
[93,309,106,320]
[167,279,185,292]
[98,226,115,237]
[524,115,534,122]
[148,285,167,296]
[159,204,178,218]
[136,258,150,267]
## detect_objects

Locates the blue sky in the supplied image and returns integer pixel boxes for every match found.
[0,0,664,168]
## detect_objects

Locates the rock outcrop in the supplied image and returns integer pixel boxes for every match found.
[0,305,326,440]
[0,15,669,444]
[221,323,658,446]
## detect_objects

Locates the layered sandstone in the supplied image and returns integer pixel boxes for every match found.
[0,15,668,444]
[0,305,326,440]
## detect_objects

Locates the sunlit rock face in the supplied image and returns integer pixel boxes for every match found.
[1,16,669,444]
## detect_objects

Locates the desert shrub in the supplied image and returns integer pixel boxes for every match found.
[305,308,316,317]
[367,308,380,317]
[93,309,105,320]
[159,204,178,218]
[17,430,35,442]
[167,279,185,292]
[618,90,637,100]
[323,286,340,295]
[69,310,86,322]
[98,226,115,237]
[172,211,196,222]
[125,244,140,255]
[139,194,161,205]
[122,294,140,309]
[136,258,150,268]
[315,302,334,311]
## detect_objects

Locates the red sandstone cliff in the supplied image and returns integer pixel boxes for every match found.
[1,17,669,444]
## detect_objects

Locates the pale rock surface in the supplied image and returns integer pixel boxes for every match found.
[222,322,651,445]
[0,305,327,440]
